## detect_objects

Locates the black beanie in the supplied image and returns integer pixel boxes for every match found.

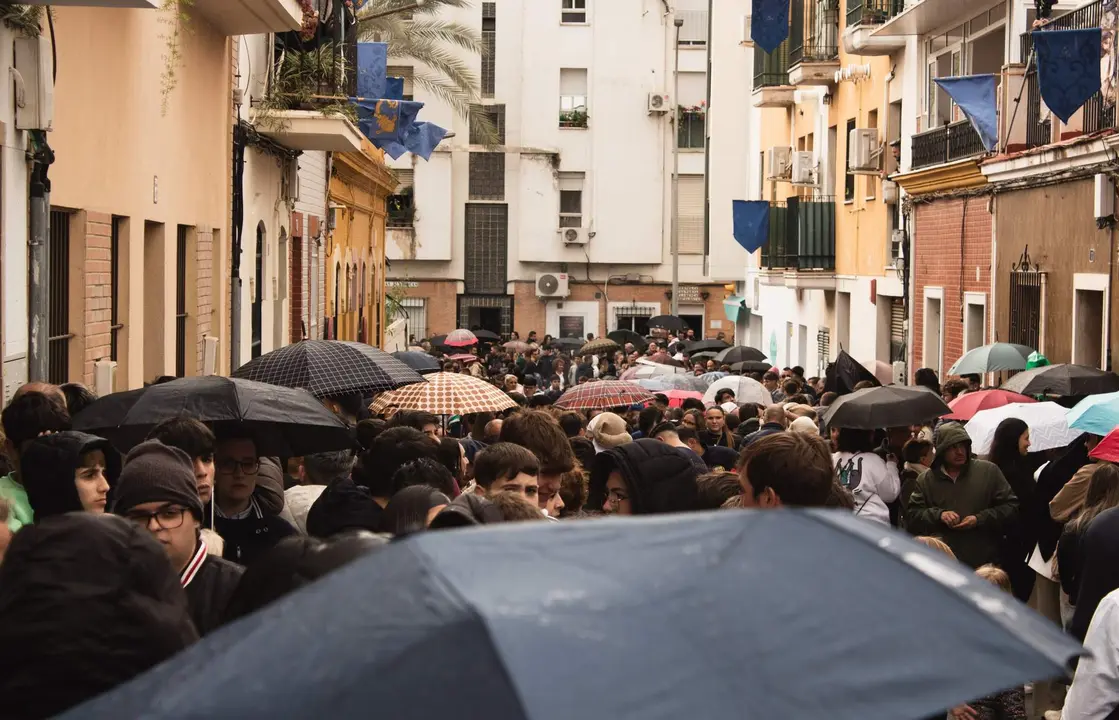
[111,440,204,520]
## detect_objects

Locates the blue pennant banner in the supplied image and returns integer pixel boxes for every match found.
[752,0,790,54]
[732,200,770,254]
[377,122,448,161]
[356,42,389,99]
[933,75,999,151]
[353,99,424,142]
[1033,28,1103,123]
[385,77,405,101]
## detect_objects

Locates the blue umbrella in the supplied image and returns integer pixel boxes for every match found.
[1067,390,1119,436]
[66,511,1081,720]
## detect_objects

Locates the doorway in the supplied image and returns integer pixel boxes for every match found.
[1074,288,1105,368]
[251,222,264,359]
[923,293,943,375]
[470,307,502,335]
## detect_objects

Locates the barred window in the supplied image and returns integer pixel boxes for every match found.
[469,153,505,200]
[464,204,508,294]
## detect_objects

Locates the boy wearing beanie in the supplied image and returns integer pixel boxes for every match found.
[113,440,244,636]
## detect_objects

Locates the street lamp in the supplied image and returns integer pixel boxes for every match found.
[671,16,684,317]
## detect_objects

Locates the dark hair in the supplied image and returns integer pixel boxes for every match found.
[390,410,439,432]
[738,402,764,420]
[560,468,588,516]
[683,409,706,432]
[324,392,365,420]
[146,417,215,461]
[355,419,387,450]
[380,485,451,537]
[781,379,800,395]
[499,410,575,474]
[569,436,596,474]
[696,472,741,510]
[819,392,839,407]
[903,439,934,464]
[489,491,548,522]
[2,391,71,451]
[786,394,810,406]
[437,437,464,481]
[467,412,494,440]
[557,411,585,438]
[826,482,856,510]
[852,380,877,391]
[59,383,98,418]
[681,398,705,412]
[791,366,805,378]
[390,457,456,497]
[653,393,669,406]
[355,426,440,498]
[942,378,969,400]
[714,389,736,404]
[638,406,664,436]
[676,426,699,445]
[522,376,538,388]
[650,421,678,439]
[302,450,355,485]
[988,417,1030,471]
[152,375,178,385]
[763,371,779,383]
[473,442,540,489]
[914,367,940,395]
[835,427,876,454]
[738,432,834,507]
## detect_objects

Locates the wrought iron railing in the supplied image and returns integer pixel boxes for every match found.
[761,201,790,268]
[754,40,791,88]
[845,0,904,28]
[790,0,839,66]
[760,197,836,271]
[911,120,985,170]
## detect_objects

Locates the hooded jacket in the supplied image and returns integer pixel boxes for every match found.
[305,476,384,539]
[905,423,1019,569]
[589,439,700,515]
[0,514,197,719]
[20,431,121,521]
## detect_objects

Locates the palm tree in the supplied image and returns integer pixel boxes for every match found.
[357,0,498,144]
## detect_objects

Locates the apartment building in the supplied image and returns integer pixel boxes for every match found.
[385,0,755,343]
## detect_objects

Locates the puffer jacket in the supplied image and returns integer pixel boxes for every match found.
[20,431,121,520]
[589,439,700,515]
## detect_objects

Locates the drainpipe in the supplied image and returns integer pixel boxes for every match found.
[28,133,54,383]
[671,16,684,317]
[231,122,246,370]
[701,0,713,276]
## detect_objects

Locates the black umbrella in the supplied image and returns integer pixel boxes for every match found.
[73,376,354,457]
[1001,363,1119,397]
[428,334,448,348]
[689,351,719,363]
[231,340,422,398]
[391,351,441,375]
[717,345,767,364]
[823,385,951,430]
[608,329,645,347]
[824,350,880,395]
[730,360,774,374]
[66,510,1082,720]
[472,329,501,343]
[647,314,686,332]
[552,337,584,352]
[685,339,730,354]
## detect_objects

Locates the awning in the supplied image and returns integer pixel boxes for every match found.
[723,296,747,323]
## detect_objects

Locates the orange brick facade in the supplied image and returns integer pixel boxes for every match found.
[81,212,113,386]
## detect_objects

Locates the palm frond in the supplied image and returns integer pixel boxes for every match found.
[403,19,485,53]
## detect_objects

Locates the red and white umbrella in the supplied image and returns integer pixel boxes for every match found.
[369,373,515,416]
[554,381,656,411]
[445,329,478,348]
[943,389,1036,422]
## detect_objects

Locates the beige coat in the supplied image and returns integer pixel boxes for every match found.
[1050,462,1103,522]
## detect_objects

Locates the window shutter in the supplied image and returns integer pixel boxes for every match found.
[393,169,414,194]
[677,175,705,254]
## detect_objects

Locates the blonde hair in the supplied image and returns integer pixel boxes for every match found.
[915,536,956,560]
[721,494,746,509]
[976,564,1012,594]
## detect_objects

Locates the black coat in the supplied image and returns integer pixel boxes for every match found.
[589,439,700,515]
[1070,506,1119,641]
[185,553,244,636]
[743,423,785,447]
[305,477,384,539]
[1035,435,1093,560]
[212,511,297,567]
[20,431,121,520]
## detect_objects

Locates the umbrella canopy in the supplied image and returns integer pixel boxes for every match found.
[686,339,731,354]
[943,389,1037,422]
[445,329,479,348]
[634,376,704,393]
[554,381,656,411]
[579,338,621,356]
[661,389,705,407]
[626,363,689,380]
[551,337,584,352]
[697,371,729,390]
[823,386,950,430]
[607,329,645,347]
[647,314,686,331]
[231,340,423,398]
[1002,363,1119,397]
[67,511,1083,720]
[1067,391,1119,437]
[948,343,1035,375]
[965,402,1081,455]
[73,377,353,457]
[688,351,720,363]
[862,360,895,386]
[716,346,767,364]
[824,350,880,395]
[368,373,516,416]
[702,376,770,406]
[504,341,532,353]
[391,350,441,375]
[730,360,774,374]
[445,354,480,364]
[1090,427,1119,462]
[473,329,501,343]
[645,353,685,368]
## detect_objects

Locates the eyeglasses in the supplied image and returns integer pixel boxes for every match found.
[606,489,629,508]
[125,506,188,530]
[216,458,260,475]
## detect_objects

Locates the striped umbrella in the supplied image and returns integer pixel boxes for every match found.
[369,373,516,416]
[554,381,656,411]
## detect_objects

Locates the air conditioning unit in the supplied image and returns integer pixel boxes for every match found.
[766,147,792,180]
[282,157,300,202]
[203,336,220,375]
[848,128,882,174]
[536,272,570,299]
[647,92,671,114]
[558,227,590,245]
[741,14,753,45]
[882,179,899,204]
[892,360,907,386]
[94,360,116,397]
[14,34,53,131]
[791,151,817,186]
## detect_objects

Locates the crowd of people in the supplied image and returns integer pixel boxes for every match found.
[2,327,1119,718]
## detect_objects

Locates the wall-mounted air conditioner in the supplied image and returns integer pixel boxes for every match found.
[536,273,571,299]
[647,92,671,114]
[848,128,882,174]
[94,360,116,397]
[203,336,220,375]
[558,227,590,245]
[766,146,792,180]
[791,151,817,186]
[14,34,53,131]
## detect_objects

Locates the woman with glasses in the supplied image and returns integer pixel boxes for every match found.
[111,440,244,636]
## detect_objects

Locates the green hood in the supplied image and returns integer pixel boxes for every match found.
[933,423,972,468]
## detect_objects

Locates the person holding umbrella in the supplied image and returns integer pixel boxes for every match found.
[831,428,900,527]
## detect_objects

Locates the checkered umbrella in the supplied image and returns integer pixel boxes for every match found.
[554,381,656,411]
[369,373,516,416]
[445,329,478,348]
[232,341,423,399]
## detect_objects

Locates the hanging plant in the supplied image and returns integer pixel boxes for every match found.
[678,100,707,116]
[298,0,319,41]
[159,0,194,116]
[0,5,44,37]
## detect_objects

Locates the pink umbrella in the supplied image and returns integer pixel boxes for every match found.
[664,389,704,408]
[862,360,895,386]
[943,389,1036,421]
[445,329,478,348]
[445,353,479,364]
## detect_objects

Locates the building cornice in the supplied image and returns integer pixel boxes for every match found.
[981,136,1111,183]
[893,158,988,195]
[334,139,398,193]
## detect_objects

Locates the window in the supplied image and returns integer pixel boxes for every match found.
[399,297,427,343]
[48,209,71,384]
[559,68,588,127]
[386,66,414,101]
[843,118,856,202]
[387,170,414,228]
[678,175,704,254]
[482,3,496,98]
[923,290,943,375]
[463,204,508,294]
[468,153,505,200]
[677,0,708,45]
[470,104,506,144]
[890,297,906,362]
[678,109,705,149]
[559,172,584,228]
[964,296,986,353]
[562,0,587,24]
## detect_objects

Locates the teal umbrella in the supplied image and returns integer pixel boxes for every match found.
[948,343,1035,375]
[1067,391,1119,437]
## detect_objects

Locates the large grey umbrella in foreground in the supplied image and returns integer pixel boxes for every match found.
[66,510,1081,720]
[948,342,1034,375]
[824,385,950,429]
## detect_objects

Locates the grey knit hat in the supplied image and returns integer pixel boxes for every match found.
[111,440,204,520]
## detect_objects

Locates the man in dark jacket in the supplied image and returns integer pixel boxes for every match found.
[589,438,700,515]
[650,422,709,472]
[906,423,1018,569]
[742,404,788,446]
[209,434,296,566]
[1069,506,1119,641]
[20,431,120,519]
[113,440,244,637]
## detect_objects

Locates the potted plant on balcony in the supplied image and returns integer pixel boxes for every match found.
[1,5,43,37]
[257,42,358,128]
[559,109,589,128]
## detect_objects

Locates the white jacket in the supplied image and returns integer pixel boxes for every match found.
[1064,588,1119,720]
[832,451,900,526]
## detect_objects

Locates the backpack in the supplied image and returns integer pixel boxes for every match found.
[836,456,864,493]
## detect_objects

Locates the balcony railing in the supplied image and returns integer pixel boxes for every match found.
[1021,0,1114,149]
[678,9,708,45]
[754,40,791,88]
[911,120,986,170]
[845,0,904,28]
[270,32,358,110]
[760,197,836,271]
[790,0,839,66]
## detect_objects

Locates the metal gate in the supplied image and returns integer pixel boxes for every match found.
[816,327,830,378]
[175,226,188,377]
[48,210,71,384]
[890,297,906,362]
[1009,248,1044,351]
[110,217,123,362]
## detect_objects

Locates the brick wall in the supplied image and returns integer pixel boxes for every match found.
[196,228,213,372]
[82,212,113,386]
[911,197,992,378]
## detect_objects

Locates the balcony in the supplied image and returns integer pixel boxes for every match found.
[753,42,795,108]
[760,197,837,288]
[842,0,906,55]
[872,0,977,38]
[191,0,302,36]
[788,0,840,86]
[910,120,986,170]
